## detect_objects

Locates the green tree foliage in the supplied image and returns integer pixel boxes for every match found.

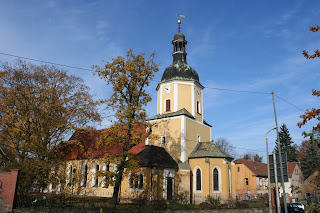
[93,49,159,205]
[0,60,100,191]
[275,124,298,162]
[300,132,320,179]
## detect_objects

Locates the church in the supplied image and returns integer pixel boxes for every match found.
[54,20,237,203]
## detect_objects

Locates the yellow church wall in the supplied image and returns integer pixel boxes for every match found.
[61,159,116,196]
[178,83,192,113]
[185,118,211,157]
[189,157,234,200]
[160,83,175,114]
[147,117,182,161]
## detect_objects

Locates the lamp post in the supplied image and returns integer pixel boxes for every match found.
[266,127,276,213]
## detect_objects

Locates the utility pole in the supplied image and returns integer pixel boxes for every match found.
[273,150,281,213]
[266,127,276,213]
[272,91,287,213]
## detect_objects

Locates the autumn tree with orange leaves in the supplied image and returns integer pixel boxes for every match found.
[94,49,159,205]
[0,60,101,190]
[298,25,320,131]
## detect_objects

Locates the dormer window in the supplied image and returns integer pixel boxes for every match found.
[166,99,171,112]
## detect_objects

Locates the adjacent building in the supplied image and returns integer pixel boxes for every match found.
[234,159,268,199]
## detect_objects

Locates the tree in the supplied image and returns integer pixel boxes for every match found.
[275,124,298,162]
[214,137,236,157]
[243,152,263,162]
[93,49,159,205]
[300,132,320,179]
[299,25,320,131]
[302,25,320,59]
[0,60,100,190]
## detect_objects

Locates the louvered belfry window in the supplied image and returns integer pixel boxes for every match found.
[166,99,171,112]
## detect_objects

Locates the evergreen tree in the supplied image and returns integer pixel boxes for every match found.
[300,132,320,179]
[275,124,298,162]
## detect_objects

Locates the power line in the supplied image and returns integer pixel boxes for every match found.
[205,86,271,95]
[0,52,95,72]
[274,94,305,112]
[0,51,271,95]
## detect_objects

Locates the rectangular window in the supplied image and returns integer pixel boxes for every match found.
[161,136,166,145]
[237,167,240,172]
[166,99,171,112]
[196,101,201,114]
[129,173,144,190]
[245,178,249,186]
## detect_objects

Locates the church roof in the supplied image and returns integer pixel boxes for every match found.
[137,145,178,169]
[147,108,193,121]
[146,108,212,127]
[160,22,202,87]
[189,142,233,159]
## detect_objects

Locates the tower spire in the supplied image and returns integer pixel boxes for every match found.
[178,19,181,32]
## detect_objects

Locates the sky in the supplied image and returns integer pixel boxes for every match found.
[0,0,319,160]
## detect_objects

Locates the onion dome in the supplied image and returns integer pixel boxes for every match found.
[161,20,201,85]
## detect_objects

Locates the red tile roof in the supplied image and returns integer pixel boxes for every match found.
[234,159,268,177]
[287,162,297,177]
[63,128,145,160]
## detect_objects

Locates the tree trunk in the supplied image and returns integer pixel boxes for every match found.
[111,162,125,205]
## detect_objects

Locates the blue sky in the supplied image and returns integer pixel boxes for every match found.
[0,0,319,160]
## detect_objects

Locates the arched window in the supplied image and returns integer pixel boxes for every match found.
[139,174,144,189]
[102,163,109,188]
[92,163,99,187]
[197,134,201,143]
[196,168,201,191]
[213,168,219,191]
[129,173,144,190]
[67,164,73,187]
[81,164,88,187]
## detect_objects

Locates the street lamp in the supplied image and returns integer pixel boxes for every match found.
[266,127,276,213]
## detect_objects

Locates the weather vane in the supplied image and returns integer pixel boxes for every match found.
[176,14,185,32]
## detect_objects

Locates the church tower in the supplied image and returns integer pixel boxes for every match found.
[157,20,204,123]
[147,20,212,163]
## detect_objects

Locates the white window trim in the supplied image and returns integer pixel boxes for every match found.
[196,101,201,114]
[212,166,222,193]
[128,172,144,191]
[193,166,202,193]
[163,169,175,199]
[101,163,109,188]
[92,163,99,188]
[81,163,88,187]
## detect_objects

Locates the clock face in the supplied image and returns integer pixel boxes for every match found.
[196,90,201,97]
[164,86,172,93]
